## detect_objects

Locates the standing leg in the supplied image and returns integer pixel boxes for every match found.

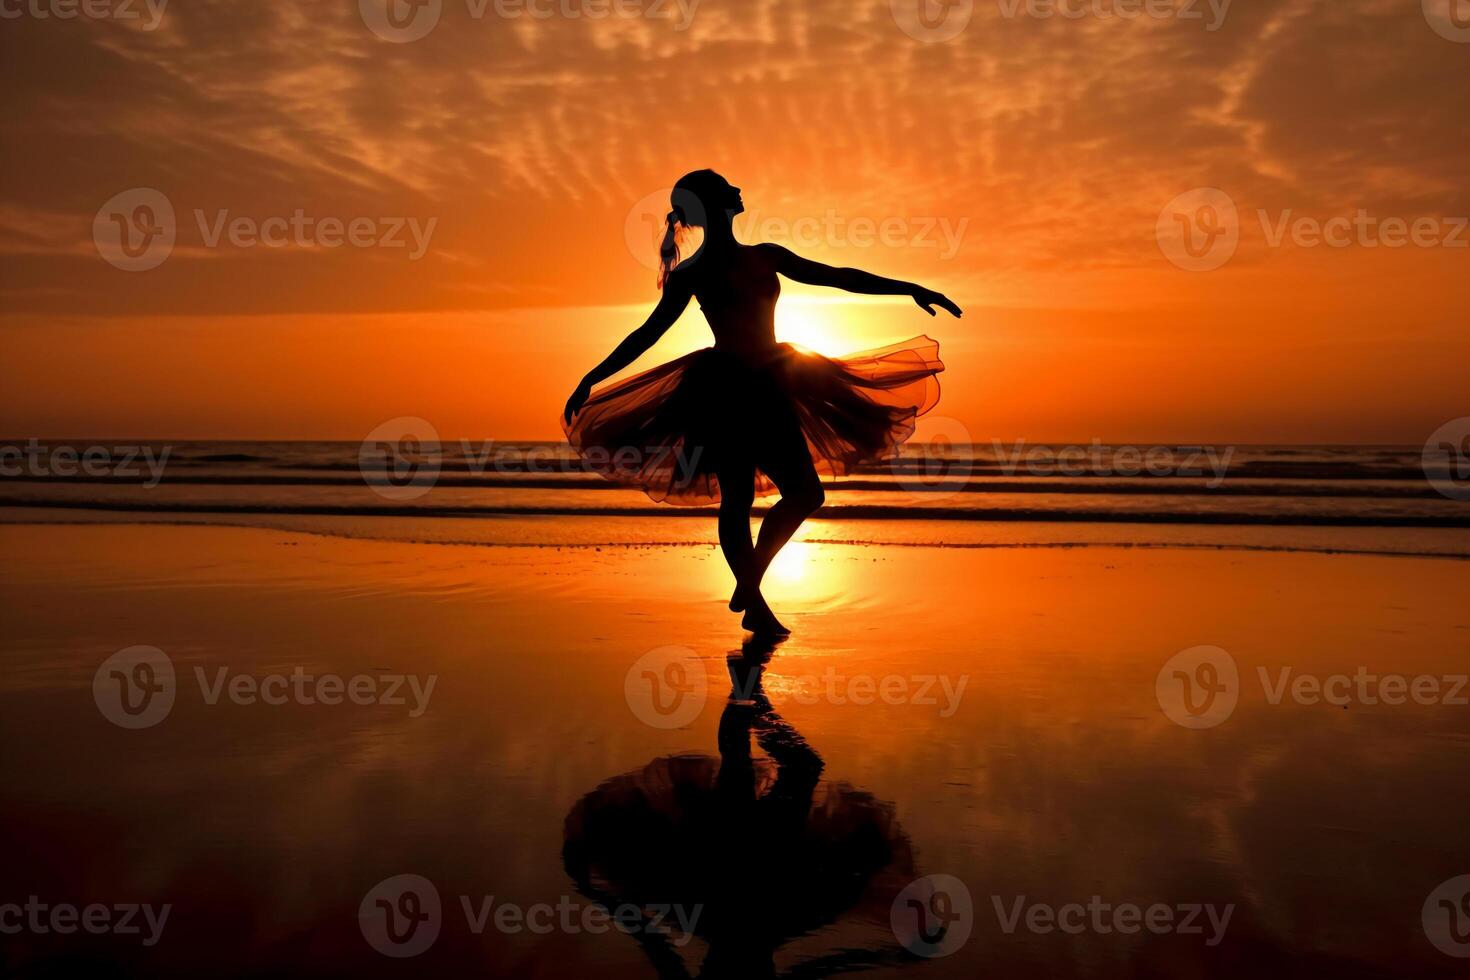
[737,415,824,634]
[716,461,756,604]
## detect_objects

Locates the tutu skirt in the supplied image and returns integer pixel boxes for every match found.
[562,335,943,504]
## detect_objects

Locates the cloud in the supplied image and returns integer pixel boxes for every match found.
[0,0,1465,316]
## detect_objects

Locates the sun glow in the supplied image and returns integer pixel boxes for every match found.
[777,302,846,357]
[765,542,810,586]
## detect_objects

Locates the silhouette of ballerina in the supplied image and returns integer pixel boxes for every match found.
[561,636,917,979]
[563,170,960,635]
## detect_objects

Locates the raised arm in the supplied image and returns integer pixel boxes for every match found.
[762,244,962,318]
[564,275,693,424]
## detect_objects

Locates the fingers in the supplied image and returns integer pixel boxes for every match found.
[930,292,962,317]
[916,288,961,318]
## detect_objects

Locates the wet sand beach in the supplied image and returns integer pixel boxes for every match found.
[3,520,1468,977]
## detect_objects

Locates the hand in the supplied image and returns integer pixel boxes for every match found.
[912,286,962,318]
[563,380,592,426]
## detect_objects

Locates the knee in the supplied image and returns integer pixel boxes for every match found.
[793,480,825,513]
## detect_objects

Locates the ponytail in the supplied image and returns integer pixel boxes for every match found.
[657,208,682,289]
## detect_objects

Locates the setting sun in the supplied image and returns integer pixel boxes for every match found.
[777,300,847,356]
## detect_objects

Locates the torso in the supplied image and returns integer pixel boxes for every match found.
[679,244,780,358]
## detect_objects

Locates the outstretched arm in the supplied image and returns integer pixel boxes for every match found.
[764,244,962,318]
[564,276,693,424]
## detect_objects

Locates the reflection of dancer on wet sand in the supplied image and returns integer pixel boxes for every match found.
[563,170,959,635]
[562,638,918,979]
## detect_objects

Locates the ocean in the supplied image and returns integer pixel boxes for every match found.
[3,439,1468,557]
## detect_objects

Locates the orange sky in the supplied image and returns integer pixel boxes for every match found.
[1,0,1466,443]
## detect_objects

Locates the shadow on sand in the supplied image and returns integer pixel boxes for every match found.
[562,636,924,978]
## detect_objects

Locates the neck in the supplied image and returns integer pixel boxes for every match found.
[702,216,737,249]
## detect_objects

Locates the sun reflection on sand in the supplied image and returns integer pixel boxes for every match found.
[685,534,852,610]
[762,538,855,609]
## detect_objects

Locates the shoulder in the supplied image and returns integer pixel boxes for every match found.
[750,242,795,268]
[661,259,697,297]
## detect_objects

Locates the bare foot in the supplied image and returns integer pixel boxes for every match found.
[728,581,749,613]
[741,594,790,635]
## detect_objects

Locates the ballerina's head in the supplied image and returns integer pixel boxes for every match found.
[658,169,743,287]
